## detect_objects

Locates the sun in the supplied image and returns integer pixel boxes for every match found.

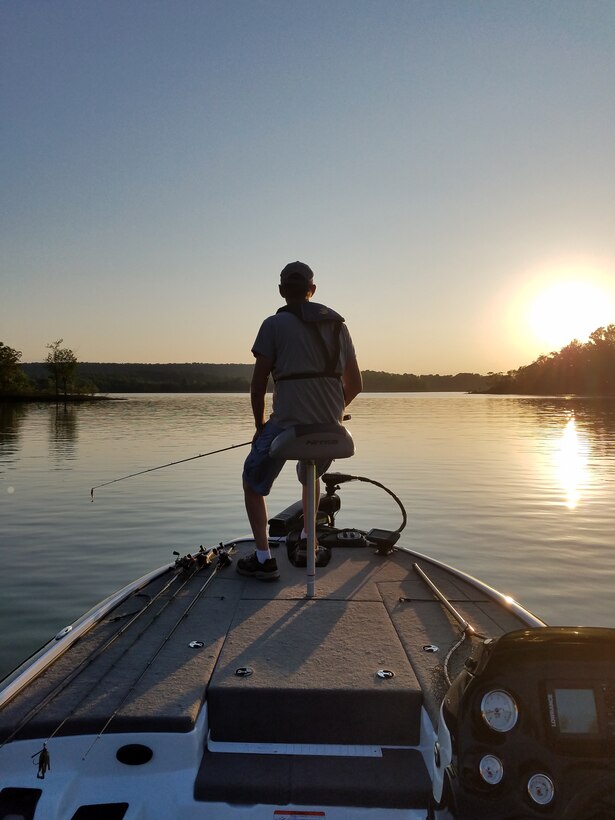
[527,276,614,352]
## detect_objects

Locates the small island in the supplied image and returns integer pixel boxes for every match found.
[0,340,111,403]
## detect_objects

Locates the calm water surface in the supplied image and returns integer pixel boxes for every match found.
[1,393,614,678]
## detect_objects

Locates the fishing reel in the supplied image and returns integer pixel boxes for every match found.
[173,546,213,572]
[173,544,233,573]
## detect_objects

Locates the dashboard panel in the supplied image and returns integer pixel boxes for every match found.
[435,627,615,819]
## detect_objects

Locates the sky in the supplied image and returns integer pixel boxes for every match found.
[2,0,614,375]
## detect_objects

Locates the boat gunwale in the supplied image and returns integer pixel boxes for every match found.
[0,562,175,709]
[395,545,547,628]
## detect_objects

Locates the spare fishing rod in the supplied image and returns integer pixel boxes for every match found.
[81,545,233,759]
[1,547,218,752]
[90,440,251,499]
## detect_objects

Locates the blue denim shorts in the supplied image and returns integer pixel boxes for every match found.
[242,420,286,496]
[242,419,333,496]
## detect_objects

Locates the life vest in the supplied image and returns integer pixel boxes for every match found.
[273,302,345,383]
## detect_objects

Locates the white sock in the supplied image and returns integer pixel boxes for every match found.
[256,549,271,564]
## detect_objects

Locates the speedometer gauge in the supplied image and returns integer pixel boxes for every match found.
[480,689,518,732]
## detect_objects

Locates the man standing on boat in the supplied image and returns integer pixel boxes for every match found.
[238,261,362,580]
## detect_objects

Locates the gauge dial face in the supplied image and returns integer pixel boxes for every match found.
[479,754,503,785]
[481,689,518,732]
[528,773,554,805]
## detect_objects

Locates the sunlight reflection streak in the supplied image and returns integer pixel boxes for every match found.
[554,417,589,510]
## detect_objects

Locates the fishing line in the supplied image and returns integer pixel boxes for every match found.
[81,547,232,759]
[90,440,251,500]
[0,553,203,751]
[44,552,219,744]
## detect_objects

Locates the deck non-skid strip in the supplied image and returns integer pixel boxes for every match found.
[207,736,419,757]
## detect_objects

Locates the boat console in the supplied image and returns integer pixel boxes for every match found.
[433,626,615,819]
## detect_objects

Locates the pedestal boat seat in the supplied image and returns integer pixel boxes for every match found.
[269,423,354,597]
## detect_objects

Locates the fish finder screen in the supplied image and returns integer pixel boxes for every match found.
[554,688,599,734]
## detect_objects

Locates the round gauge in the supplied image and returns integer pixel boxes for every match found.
[480,689,518,732]
[528,773,555,805]
[479,754,504,785]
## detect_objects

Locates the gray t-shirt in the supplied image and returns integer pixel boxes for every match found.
[252,306,356,429]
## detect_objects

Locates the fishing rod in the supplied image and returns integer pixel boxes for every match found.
[81,545,233,759]
[2,550,211,753]
[90,440,251,499]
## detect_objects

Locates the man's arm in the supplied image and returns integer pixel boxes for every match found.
[342,353,362,407]
[250,353,273,432]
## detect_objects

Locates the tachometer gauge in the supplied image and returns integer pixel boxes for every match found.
[528,773,554,805]
[479,754,503,785]
[480,689,518,732]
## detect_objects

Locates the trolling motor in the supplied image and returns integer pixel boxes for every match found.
[321,472,406,553]
[268,469,408,555]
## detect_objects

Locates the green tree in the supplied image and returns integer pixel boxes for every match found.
[45,339,78,399]
[0,341,29,393]
[487,323,615,395]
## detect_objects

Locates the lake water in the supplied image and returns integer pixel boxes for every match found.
[1,392,614,679]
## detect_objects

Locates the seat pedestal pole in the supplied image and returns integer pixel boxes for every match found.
[304,459,317,598]
[268,423,355,600]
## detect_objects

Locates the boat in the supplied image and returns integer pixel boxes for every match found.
[0,423,614,819]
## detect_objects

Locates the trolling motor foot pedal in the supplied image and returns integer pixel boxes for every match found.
[366,528,400,554]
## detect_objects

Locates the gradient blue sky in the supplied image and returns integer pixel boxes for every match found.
[2,1,614,374]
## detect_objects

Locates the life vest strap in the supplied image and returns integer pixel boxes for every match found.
[275,303,344,384]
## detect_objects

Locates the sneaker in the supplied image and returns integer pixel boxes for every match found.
[236,551,280,581]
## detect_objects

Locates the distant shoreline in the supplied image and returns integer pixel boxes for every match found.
[0,392,120,403]
[19,363,489,394]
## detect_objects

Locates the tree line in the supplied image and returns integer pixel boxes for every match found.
[18,361,489,393]
[2,340,489,396]
[485,324,615,395]
[5,325,613,398]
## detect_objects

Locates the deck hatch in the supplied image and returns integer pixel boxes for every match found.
[207,599,423,746]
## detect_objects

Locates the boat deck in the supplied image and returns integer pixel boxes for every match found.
[0,540,528,742]
[0,538,532,812]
